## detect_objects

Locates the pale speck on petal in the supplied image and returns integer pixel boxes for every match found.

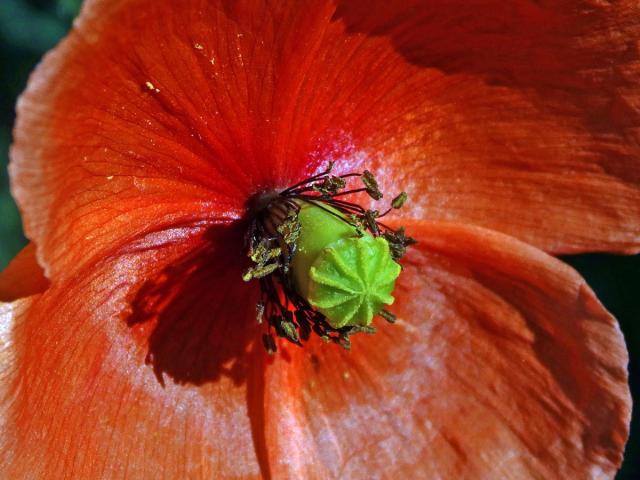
[144,81,160,93]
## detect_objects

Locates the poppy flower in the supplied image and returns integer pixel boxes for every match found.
[1,0,638,478]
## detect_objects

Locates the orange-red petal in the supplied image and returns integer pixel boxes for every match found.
[0,298,34,440]
[0,223,270,479]
[263,221,631,478]
[330,0,640,254]
[0,243,49,302]
[0,220,630,478]
[11,0,640,289]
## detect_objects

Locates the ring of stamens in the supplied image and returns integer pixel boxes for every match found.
[244,163,415,353]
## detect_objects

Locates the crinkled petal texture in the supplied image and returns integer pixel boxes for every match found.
[264,222,630,479]
[1,224,269,479]
[0,222,630,479]
[10,0,640,284]
[5,0,636,479]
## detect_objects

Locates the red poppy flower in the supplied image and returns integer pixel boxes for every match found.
[1,0,638,478]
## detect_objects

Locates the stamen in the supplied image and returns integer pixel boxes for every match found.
[244,164,415,353]
[361,170,383,200]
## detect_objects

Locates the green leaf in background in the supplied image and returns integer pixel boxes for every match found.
[0,128,26,268]
[0,0,67,53]
[0,0,80,268]
[57,0,82,19]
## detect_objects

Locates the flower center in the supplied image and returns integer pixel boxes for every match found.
[244,163,415,353]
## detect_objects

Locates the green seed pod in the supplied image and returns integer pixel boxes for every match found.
[291,202,401,328]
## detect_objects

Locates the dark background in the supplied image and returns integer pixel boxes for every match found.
[0,1,637,477]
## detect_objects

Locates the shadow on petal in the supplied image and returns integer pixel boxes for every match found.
[126,223,261,387]
[334,0,640,139]
[335,2,632,87]
[328,0,640,254]
[125,222,275,477]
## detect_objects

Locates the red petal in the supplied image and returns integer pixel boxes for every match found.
[0,244,49,302]
[11,1,640,287]
[11,0,279,280]
[0,226,629,477]
[329,1,640,254]
[263,221,630,478]
[0,224,270,478]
